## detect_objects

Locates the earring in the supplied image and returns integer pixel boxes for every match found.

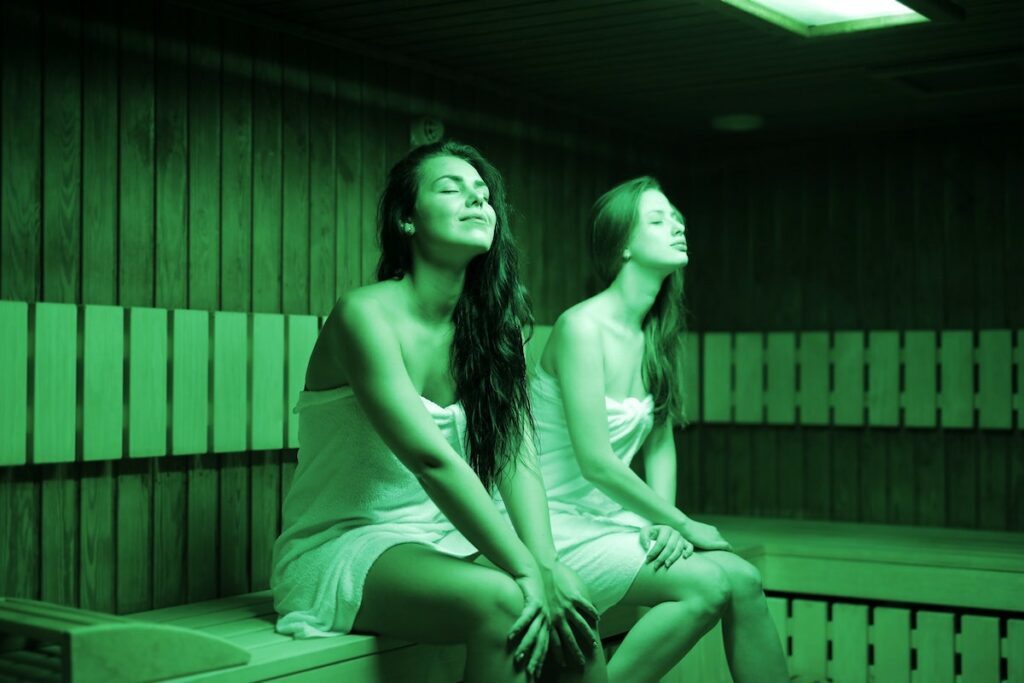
[401,223,415,236]
[622,249,632,261]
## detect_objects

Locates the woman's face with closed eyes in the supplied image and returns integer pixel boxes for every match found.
[404,155,497,257]
[627,189,688,270]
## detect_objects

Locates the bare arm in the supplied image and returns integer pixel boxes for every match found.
[331,292,536,577]
[553,314,691,530]
[643,420,677,504]
[497,428,558,568]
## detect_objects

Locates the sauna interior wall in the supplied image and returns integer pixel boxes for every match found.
[0,0,664,612]
[668,124,1024,533]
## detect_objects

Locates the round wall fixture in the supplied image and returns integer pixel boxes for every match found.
[710,113,765,132]
[410,117,445,147]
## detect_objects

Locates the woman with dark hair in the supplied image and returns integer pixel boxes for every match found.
[529,177,789,682]
[270,140,603,682]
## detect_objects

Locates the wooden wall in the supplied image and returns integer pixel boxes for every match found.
[666,126,1024,532]
[0,0,662,612]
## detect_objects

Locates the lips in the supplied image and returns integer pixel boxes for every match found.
[461,214,490,225]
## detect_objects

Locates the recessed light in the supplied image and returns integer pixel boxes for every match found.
[720,0,929,37]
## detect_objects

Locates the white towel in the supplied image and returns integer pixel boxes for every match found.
[271,389,478,637]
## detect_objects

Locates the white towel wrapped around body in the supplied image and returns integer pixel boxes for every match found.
[529,366,656,613]
[271,388,478,638]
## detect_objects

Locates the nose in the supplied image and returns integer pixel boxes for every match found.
[671,219,685,236]
[466,188,485,206]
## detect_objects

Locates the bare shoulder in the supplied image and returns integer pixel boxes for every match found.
[307,282,401,390]
[551,300,601,346]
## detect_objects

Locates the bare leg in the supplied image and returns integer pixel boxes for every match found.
[699,551,789,683]
[605,555,732,683]
[352,543,527,683]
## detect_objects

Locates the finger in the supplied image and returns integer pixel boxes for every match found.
[565,606,598,654]
[508,601,541,643]
[572,597,600,626]
[527,624,549,678]
[681,541,695,559]
[665,540,686,567]
[652,536,679,568]
[549,626,566,667]
[513,610,545,662]
[558,617,587,666]
[647,527,670,562]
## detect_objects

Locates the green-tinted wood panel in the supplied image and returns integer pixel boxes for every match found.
[959,615,1000,683]
[213,312,248,453]
[867,331,899,427]
[766,333,795,425]
[833,332,864,427]
[940,330,973,429]
[33,303,77,464]
[287,315,320,448]
[129,307,167,458]
[799,332,829,426]
[252,314,285,450]
[734,333,763,424]
[904,331,937,428]
[83,305,123,461]
[977,330,1011,429]
[1008,620,1024,683]
[0,301,28,465]
[683,332,700,423]
[172,309,208,456]
[914,611,954,683]
[830,603,867,682]
[702,333,731,423]
[1018,331,1024,430]
[524,324,553,373]
[872,607,911,682]
[789,600,827,681]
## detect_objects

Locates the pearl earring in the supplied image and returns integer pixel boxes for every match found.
[622,249,632,261]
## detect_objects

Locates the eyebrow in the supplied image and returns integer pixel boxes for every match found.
[433,175,488,189]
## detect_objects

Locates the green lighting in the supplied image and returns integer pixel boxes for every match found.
[721,0,929,37]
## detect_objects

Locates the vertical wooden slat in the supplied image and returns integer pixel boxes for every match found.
[977,330,1012,429]
[766,332,796,425]
[766,596,788,661]
[872,607,911,683]
[683,332,701,423]
[335,49,363,296]
[790,599,827,681]
[799,332,829,426]
[833,331,865,427]
[221,20,253,314]
[212,311,248,453]
[128,307,168,458]
[904,331,937,428]
[734,333,763,424]
[82,305,123,461]
[309,41,337,317]
[914,611,954,683]
[359,59,386,288]
[171,309,209,456]
[252,314,286,450]
[830,603,868,683]
[0,301,29,465]
[252,27,283,315]
[959,615,1000,683]
[282,35,311,316]
[1007,619,1024,683]
[939,330,974,429]
[287,315,320,448]
[867,331,900,427]
[33,303,77,464]
[702,333,731,423]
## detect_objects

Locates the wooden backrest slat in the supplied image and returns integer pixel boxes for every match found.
[135,593,272,624]
[83,306,123,461]
[252,314,286,450]
[977,330,1012,429]
[765,332,796,425]
[213,312,248,453]
[867,331,900,427]
[172,309,210,456]
[734,333,763,424]
[682,332,701,422]
[799,332,830,426]
[0,301,28,466]
[703,333,732,423]
[128,307,167,458]
[940,330,974,429]
[33,303,77,464]
[904,330,938,428]
[833,331,864,427]
[286,316,319,449]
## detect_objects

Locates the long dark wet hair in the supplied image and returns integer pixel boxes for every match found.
[590,176,688,428]
[377,140,534,492]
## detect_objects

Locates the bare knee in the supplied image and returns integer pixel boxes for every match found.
[724,558,763,600]
[680,560,731,619]
[469,574,524,642]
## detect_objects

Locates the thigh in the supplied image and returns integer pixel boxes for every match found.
[352,543,520,644]
[616,553,730,607]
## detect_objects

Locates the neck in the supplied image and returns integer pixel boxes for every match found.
[402,260,465,324]
[604,263,667,329]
